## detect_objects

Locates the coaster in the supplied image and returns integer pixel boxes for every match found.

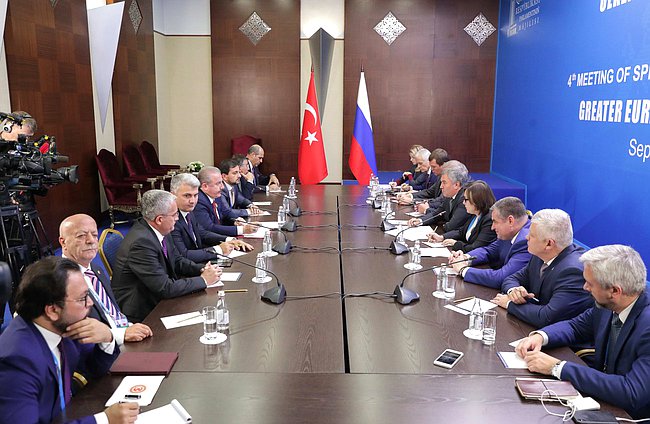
[463,329,483,340]
[199,333,227,345]
[262,251,279,258]
[432,290,448,299]
[252,276,272,284]
[404,263,423,270]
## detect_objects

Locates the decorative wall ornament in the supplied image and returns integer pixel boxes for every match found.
[463,13,496,46]
[129,0,142,34]
[239,12,271,46]
[373,11,406,46]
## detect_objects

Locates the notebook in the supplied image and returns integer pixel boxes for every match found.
[110,352,179,376]
[514,377,579,400]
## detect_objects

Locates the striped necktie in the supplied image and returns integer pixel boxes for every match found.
[213,200,221,223]
[84,269,128,327]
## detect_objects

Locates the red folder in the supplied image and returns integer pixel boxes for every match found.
[110,352,179,376]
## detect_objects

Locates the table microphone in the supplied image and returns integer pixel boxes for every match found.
[254,207,298,232]
[214,252,287,304]
[393,256,476,305]
[245,222,293,254]
[389,210,444,255]
[380,204,414,232]
[284,197,302,217]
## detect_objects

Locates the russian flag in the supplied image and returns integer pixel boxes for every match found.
[349,71,377,185]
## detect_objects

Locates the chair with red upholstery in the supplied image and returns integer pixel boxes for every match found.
[138,140,180,174]
[96,149,148,228]
[122,145,169,190]
[231,135,261,156]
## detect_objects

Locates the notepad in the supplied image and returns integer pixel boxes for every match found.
[110,352,178,376]
[514,377,579,400]
[496,351,528,369]
[161,312,204,329]
[136,399,192,423]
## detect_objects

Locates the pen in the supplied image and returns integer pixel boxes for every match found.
[177,312,203,323]
[223,289,248,293]
[432,226,439,234]
[124,394,141,399]
[453,296,475,304]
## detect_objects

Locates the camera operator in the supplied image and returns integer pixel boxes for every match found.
[0,111,37,141]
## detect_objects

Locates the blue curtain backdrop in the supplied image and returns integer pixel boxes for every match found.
[492,0,650,264]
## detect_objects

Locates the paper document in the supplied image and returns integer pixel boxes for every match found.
[136,399,192,423]
[206,280,224,288]
[252,201,272,206]
[249,211,271,217]
[228,249,248,258]
[444,298,497,315]
[219,272,242,282]
[405,211,423,217]
[385,226,432,241]
[420,247,451,258]
[105,375,165,406]
[423,241,444,248]
[257,221,279,229]
[509,338,526,348]
[160,311,203,329]
[243,227,269,238]
[497,351,529,369]
[387,219,410,226]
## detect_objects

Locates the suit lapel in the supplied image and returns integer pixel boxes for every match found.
[608,293,649,371]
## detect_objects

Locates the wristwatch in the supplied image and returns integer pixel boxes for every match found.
[551,361,563,379]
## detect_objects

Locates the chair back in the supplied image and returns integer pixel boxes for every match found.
[231,135,261,156]
[139,140,161,171]
[122,145,150,178]
[99,228,124,279]
[96,149,124,204]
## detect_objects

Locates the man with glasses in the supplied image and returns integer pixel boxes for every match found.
[112,190,222,323]
[233,154,255,200]
[0,256,140,423]
[59,214,153,344]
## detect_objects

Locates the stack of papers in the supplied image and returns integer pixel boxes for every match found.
[444,298,497,315]
[136,399,192,423]
[243,227,269,238]
[105,375,165,406]
[160,312,204,329]
[385,226,432,241]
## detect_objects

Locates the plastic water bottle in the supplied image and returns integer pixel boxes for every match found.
[397,224,405,244]
[288,177,296,197]
[262,231,272,255]
[216,290,229,331]
[437,264,448,294]
[254,253,267,282]
[468,298,484,339]
[277,205,286,226]
[412,240,421,266]
[283,195,290,212]
[265,184,270,195]
[369,172,375,188]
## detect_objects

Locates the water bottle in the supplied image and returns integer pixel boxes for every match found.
[437,264,448,294]
[369,172,375,188]
[283,195,290,212]
[262,231,272,255]
[265,184,270,195]
[468,298,484,339]
[396,224,405,244]
[216,290,229,331]
[277,205,286,226]
[288,177,296,197]
[412,240,421,266]
[254,253,267,282]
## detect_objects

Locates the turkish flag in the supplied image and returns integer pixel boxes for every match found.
[298,70,328,184]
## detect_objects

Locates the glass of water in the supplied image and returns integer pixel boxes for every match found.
[443,272,455,298]
[203,306,218,341]
[482,310,497,345]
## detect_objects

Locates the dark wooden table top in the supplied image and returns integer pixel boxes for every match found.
[59,185,630,422]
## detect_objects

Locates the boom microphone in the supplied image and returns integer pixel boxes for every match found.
[214,252,287,304]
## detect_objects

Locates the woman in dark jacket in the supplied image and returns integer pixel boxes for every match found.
[429,180,497,253]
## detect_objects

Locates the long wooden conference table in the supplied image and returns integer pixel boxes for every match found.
[62,185,627,422]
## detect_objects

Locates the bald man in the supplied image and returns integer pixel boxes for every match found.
[59,214,152,344]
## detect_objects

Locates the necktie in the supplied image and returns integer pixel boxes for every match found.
[539,263,549,279]
[58,342,71,405]
[162,238,168,258]
[84,269,128,327]
[605,313,623,372]
[230,187,235,207]
[213,200,221,223]
[185,214,197,243]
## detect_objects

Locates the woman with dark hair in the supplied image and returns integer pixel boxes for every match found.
[428,180,497,252]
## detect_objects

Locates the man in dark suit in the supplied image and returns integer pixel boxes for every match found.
[399,148,435,191]
[451,196,532,288]
[246,144,280,190]
[0,257,139,423]
[194,166,256,237]
[112,190,222,323]
[233,154,255,200]
[492,209,593,327]
[170,173,253,263]
[59,214,152,344]
[410,160,472,233]
[218,158,262,223]
[517,245,650,419]
[397,148,449,212]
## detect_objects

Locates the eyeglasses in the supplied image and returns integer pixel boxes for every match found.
[64,291,91,307]
[158,212,178,219]
[462,197,472,204]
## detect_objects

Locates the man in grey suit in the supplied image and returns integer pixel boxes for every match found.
[112,190,222,322]
[59,214,152,344]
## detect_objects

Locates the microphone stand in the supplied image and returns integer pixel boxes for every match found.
[245,221,293,255]
[214,252,287,304]
[394,256,475,305]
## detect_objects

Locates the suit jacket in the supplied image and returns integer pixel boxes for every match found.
[422,188,472,233]
[413,175,441,200]
[238,178,255,201]
[444,213,496,253]
[501,244,593,328]
[111,218,205,323]
[464,220,532,288]
[218,184,252,224]
[251,162,271,187]
[171,211,225,263]
[194,189,238,237]
[543,291,650,419]
[0,316,119,424]
[407,170,435,191]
